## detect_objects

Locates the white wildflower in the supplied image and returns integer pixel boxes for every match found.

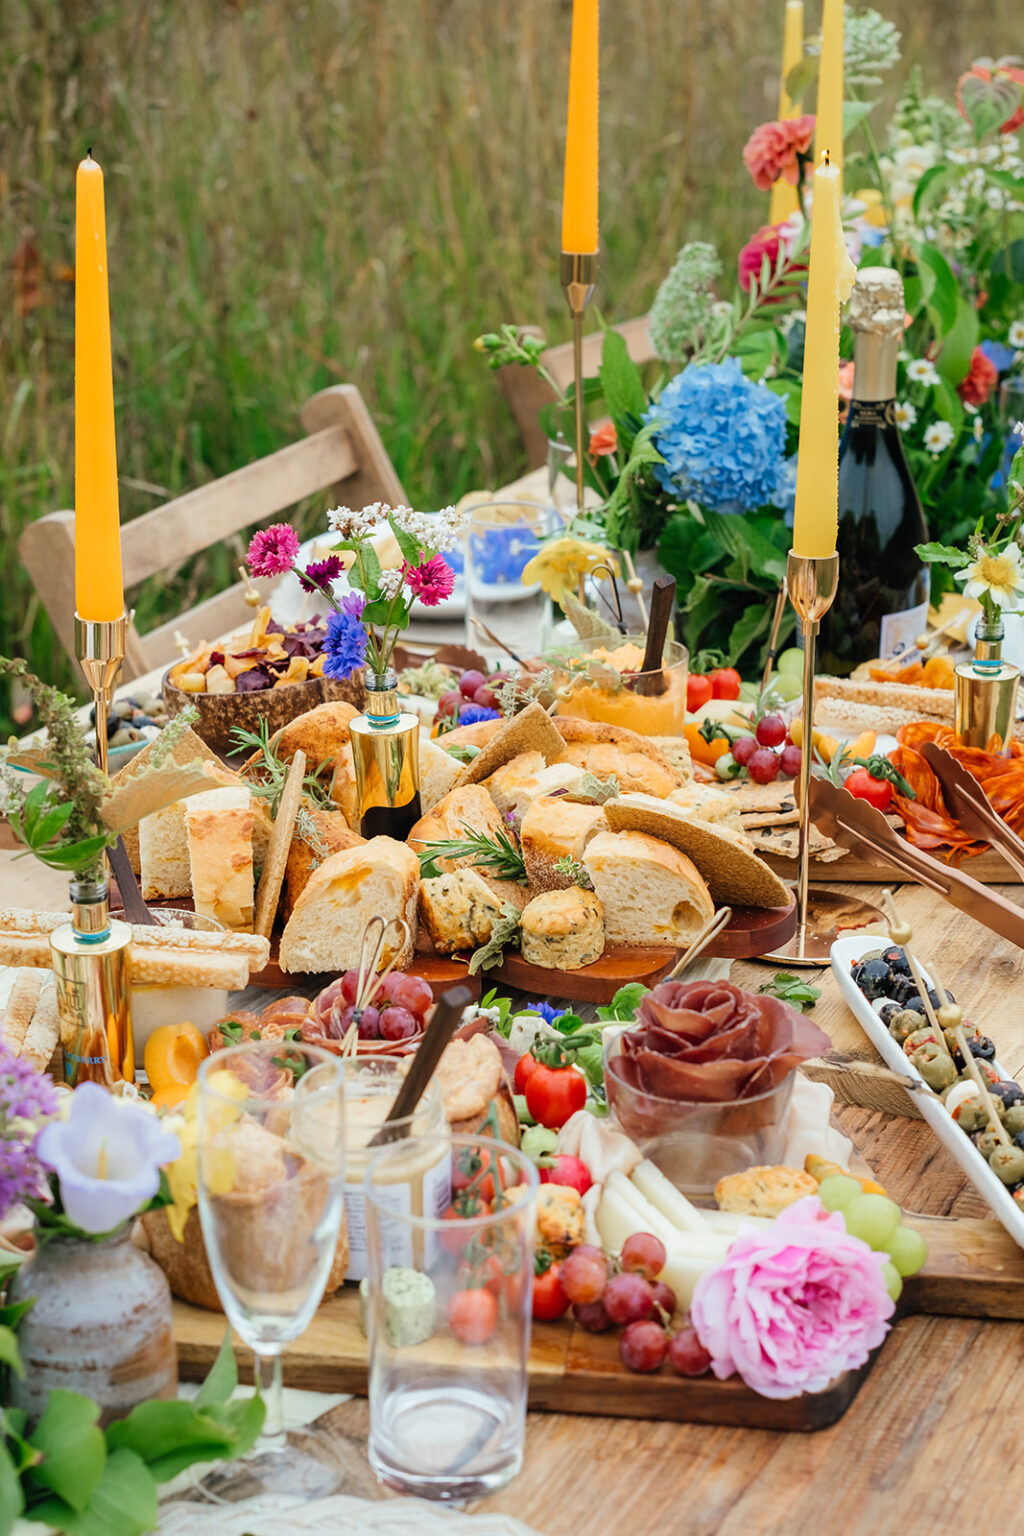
[955,544,1024,611]
[1009,322,1024,350]
[894,401,917,430]
[924,421,954,454]
[906,359,940,387]
[377,568,406,600]
[974,416,985,443]
[327,501,466,554]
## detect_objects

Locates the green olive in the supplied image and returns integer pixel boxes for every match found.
[910,1043,957,1093]
[990,1145,1024,1186]
[1003,1105,1024,1137]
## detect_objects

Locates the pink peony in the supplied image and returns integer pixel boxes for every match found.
[248,522,300,577]
[404,553,455,607]
[737,219,805,295]
[690,1197,895,1400]
[742,115,816,192]
[957,346,999,406]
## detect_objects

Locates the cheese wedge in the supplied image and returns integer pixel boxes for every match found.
[185,787,255,931]
[630,1160,711,1234]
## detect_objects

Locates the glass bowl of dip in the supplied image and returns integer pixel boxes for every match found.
[551,636,688,737]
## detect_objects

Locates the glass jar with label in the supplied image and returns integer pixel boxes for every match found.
[343,1059,449,1281]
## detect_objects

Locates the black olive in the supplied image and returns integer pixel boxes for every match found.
[877,1002,900,1026]
[968,1035,996,1062]
[893,977,921,1006]
[857,958,894,1001]
[990,1081,1024,1108]
[901,995,927,1015]
[881,946,912,977]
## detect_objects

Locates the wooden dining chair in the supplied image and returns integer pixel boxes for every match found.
[497,316,655,470]
[20,385,407,682]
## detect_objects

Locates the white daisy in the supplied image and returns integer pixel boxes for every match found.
[924,421,955,454]
[906,359,940,387]
[1009,321,1024,350]
[955,543,1024,611]
[894,401,917,430]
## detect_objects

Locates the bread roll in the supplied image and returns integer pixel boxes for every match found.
[583,829,714,948]
[486,753,586,825]
[284,806,365,919]
[520,888,605,969]
[279,836,419,974]
[519,796,607,892]
[270,700,361,772]
[406,785,507,876]
[418,869,528,955]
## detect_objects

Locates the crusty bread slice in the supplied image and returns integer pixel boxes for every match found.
[651,736,694,783]
[583,829,714,948]
[519,796,607,892]
[436,718,505,753]
[459,702,565,786]
[604,793,791,909]
[269,701,361,773]
[667,783,743,831]
[418,732,466,812]
[552,717,680,772]
[406,785,508,876]
[484,753,586,824]
[556,742,680,798]
[418,868,528,955]
[284,805,365,920]
[278,836,419,974]
[185,786,255,931]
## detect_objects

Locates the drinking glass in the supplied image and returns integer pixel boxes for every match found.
[195,1041,347,1499]
[999,376,1024,484]
[463,500,557,662]
[364,1133,537,1501]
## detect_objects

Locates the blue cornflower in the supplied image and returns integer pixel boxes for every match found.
[457,704,500,726]
[322,593,368,680]
[531,1001,568,1026]
[643,357,788,513]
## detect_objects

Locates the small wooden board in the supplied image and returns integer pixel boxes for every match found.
[171,1209,1024,1430]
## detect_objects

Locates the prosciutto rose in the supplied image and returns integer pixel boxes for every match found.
[611,979,830,1103]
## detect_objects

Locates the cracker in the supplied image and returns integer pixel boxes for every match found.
[604,794,792,909]
[22,980,61,1072]
[1,969,45,1054]
[459,702,565,786]
[254,749,306,939]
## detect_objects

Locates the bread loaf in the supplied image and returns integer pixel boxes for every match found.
[185,786,255,931]
[406,785,507,876]
[605,793,791,909]
[520,887,605,969]
[557,741,679,798]
[279,836,419,974]
[519,796,607,892]
[269,700,361,773]
[284,806,365,919]
[583,829,714,947]
[418,732,466,812]
[418,869,528,954]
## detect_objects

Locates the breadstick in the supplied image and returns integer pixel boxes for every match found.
[128,949,250,990]
[127,927,270,963]
[0,936,51,969]
[254,750,306,940]
[0,910,68,936]
[1,970,46,1055]
[21,981,61,1073]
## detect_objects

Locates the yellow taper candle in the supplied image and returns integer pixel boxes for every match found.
[791,153,856,559]
[75,152,124,622]
[814,0,844,189]
[561,0,599,254]
[769,1,805,223]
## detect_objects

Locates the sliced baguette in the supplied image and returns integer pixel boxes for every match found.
[406,785,508,876]
[278,837,419,975]
[284,805,365,920]
[605,793,791,909]
[583,829,714,948]
[519,796,607,892]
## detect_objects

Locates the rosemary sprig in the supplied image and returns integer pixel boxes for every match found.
[230,719,332,816]
[414,822,528,883]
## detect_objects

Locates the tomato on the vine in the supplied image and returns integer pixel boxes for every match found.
[513,1052,541,1095]
[440,1194,487,1255]
[709,667,742,700]
[686,674,714,713]
[448,1287,498,1346]
[524,1061,587,1129]
[845,767,892,811]
[532,1256,570,1321]
[451,1142,505,1204]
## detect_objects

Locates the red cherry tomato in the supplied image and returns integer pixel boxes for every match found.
[513,1052,542,1095]
[686,673,714,712]
[845,768,893,812]
[532,1262,571,1321]
[451,1142,505,1205]
[709,667,742,700]
[448,1287,498,1345]
[440,1195,488,1256]
[524,1063,587,1130]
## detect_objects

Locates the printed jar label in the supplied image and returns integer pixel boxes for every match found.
[879,592,931,662]
[343,1148,452,1281]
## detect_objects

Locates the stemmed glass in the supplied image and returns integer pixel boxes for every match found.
[195,1041,347,1500]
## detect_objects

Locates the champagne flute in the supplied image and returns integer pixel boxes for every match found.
[195,1041,346,1500]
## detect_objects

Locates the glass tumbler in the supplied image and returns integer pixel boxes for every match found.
[463,500,557,662]
[196,1041,347,1500]
[364,1133,537,1501]
[999,376,1024,485]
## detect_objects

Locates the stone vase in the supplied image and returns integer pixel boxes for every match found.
[8,1228,178,1424]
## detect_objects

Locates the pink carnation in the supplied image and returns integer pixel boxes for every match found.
[248,523,300,578]
[737,218,805,295]
[742,115,816,192]
[957,346,999,406]
[690,1197,894,1400]
[404,553,455,608]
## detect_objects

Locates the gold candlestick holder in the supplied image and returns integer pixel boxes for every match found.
[561,250,598,515]
[50,611,134,1086]
[762,552,883,965]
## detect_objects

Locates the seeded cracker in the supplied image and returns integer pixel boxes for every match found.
[254,748,307,940]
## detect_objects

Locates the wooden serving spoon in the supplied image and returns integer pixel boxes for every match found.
[633,576,677,697]
[367,984,473,1147]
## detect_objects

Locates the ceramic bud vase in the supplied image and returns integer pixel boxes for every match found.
[8,1228,178,1425]
[348,669,422,838]
[955,618,1021,754]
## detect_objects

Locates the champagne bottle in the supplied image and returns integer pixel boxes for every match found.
[819,268,930,676]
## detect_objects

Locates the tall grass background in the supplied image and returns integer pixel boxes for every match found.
[0,0,1016,728]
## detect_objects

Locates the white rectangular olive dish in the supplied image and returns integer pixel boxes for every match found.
[831,933,1024,1252]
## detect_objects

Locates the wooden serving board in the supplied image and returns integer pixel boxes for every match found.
[763,846,1021,886]
[171,1210,1024,1431]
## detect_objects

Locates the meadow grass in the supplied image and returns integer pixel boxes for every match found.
[0,0,1016,728]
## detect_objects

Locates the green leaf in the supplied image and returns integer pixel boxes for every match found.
[764,376,803,426]
[842,100,875,136]
[912,164,958,222]
[27,1447,158,1536]
[936,297,979,388]
[915,541,968,568]
[0,1325,23,1379]
[701,509,788,583]
[932,377,965,441]
[595,982,649,1022]
[195,1326,237,1409]
[732,326,779,382]
[726,602,772,666]
[387,512,422,565]
[0,1442,23,1536]
[26,1391,105,1513]
[598,328,647,428]
[917,245,960,337]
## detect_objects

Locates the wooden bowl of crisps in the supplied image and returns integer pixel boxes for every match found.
[162,669,366,759]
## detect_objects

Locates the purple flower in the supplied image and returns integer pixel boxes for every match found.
[322,592,368,681]
[404,554,456,608]
[457,704,500,725]
[248,523,301,578]
[35,1083,181,1236]
[0,1043,58,1220]
[298,555,345,594]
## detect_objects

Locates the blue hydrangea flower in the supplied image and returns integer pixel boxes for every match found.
[643,357,789,513]
[322,593,368,680]
[980,339,1017,374]
[457,704,500,726]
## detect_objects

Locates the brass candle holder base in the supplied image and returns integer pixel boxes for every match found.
[759,551,884,966]
[75,610,128,777]
[561,250,598,516]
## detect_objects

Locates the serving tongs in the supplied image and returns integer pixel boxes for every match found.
[807,776,1024,950]
[919,741,1024,883]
